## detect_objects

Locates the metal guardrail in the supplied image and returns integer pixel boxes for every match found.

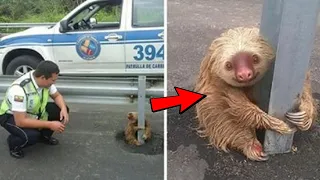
[0,75,163,145]
[0,23,56,28]
[0,75,164,105]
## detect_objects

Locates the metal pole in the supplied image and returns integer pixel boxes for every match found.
[256,0,320,154]
[137,76,146,144]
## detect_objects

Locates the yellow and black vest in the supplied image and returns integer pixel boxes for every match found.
[0,72,49,121]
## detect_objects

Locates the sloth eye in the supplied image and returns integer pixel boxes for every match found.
[252,54,260,64]
[225,61,233,71]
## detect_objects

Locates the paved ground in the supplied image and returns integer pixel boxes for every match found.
[0,103,164,180]
[167,0,320,179]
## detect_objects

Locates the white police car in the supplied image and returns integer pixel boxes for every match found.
[0,0,164,77]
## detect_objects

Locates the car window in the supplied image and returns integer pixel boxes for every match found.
[70,5,99,24]
[132,0,164,27]
[68,1,122,31]
[90,3,122,28]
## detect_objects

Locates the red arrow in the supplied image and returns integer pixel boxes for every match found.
[150,87,206,114]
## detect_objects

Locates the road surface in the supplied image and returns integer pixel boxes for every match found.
[0,103,164,180]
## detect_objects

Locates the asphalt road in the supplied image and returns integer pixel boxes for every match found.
[0,103,164,180]
[167,0,320,179]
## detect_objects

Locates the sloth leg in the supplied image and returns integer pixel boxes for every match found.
[230,127,268,161]
[224,89,297,134]
[143,126,152,140]
[286,72,317,131]
[129,138,141,146]
[205,120,268,161]
[125,128,141,146]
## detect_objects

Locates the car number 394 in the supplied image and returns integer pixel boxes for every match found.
[133,44,164,61]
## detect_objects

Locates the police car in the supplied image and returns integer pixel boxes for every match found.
[0,0,164,77]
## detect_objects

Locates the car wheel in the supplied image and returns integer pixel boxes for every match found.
[5,55,42,76]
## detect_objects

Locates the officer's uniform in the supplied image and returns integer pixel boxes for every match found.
[0,70,65,153]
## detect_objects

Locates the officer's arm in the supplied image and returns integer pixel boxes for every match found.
[49,85,67,112]
[13,112,52,129]
[9,86,52,129]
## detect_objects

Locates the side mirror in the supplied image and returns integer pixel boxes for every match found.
[59,20,69,33]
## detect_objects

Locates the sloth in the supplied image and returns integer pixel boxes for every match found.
[124,112,152,146]
[194,27,317,161]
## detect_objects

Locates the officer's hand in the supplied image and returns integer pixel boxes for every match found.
[60,108,69,124]
[49,121,65,133]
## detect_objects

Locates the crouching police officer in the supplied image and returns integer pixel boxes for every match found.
[0,61,70,158]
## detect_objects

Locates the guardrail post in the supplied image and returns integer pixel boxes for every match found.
[255,0,320,154]
[137,75,146,144]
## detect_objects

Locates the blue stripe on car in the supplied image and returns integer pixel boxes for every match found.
[0,29,164,48]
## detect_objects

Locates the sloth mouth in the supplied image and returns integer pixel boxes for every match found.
[233,72,260,83]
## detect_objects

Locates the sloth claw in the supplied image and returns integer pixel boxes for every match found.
[285,110,312,130]
[245,141,269,161]
[258,155,269,161]
[142,134,147,140]
[285,111,307,125]
[256,151,269,161]
[285,111,307,120]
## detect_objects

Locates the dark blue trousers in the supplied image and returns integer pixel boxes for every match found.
[0,102,69,151]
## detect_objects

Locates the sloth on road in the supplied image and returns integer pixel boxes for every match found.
[194,27,317,161]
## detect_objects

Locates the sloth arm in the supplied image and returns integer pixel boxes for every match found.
[222,88,292,133]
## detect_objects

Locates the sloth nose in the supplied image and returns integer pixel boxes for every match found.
[236,69,253,81]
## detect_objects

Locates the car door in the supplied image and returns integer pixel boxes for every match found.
[124,0,165,76]
[52,0,126,75]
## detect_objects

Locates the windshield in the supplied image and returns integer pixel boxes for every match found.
[132,0,164,27]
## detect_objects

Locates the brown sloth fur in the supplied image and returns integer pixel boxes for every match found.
[125,112,152,146]
[194,27,318,161]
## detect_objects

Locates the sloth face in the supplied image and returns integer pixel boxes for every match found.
[209,27,275,87]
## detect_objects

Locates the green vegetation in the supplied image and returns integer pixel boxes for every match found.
[0,0,119,33]
[0,0,77,23]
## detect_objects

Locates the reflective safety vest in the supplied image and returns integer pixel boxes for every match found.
[0,72,49,121]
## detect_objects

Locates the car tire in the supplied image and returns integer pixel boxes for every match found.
[5,55,42,76]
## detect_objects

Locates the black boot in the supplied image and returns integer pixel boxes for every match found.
[41,136,59,145]
[10,148,24,159]
[7,136,24,159]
